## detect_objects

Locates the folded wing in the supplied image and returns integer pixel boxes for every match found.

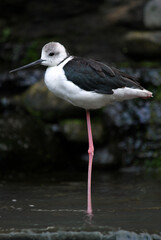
[63,57,143,94]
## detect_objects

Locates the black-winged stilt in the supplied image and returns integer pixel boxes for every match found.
[10,42,153,215]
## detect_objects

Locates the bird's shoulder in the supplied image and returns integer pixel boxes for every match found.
[63,56,115,78]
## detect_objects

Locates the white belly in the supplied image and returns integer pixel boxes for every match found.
[44,59,152,110]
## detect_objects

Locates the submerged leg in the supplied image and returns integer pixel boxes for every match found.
[86,110,94,215]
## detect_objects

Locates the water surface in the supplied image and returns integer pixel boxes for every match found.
[0,170,161,235]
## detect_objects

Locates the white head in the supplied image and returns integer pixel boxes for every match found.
[10,42,69,73]
[41,42,69,67]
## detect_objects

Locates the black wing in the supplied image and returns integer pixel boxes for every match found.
[63,57,143,94]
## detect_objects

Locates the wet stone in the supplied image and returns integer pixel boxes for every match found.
[16,80,82,121]
[143,0,161,29]
[60,119,103,143]
[123,31,161,59]
[0,112,70,172]
[0,230,160,240]
[0,70,44,94]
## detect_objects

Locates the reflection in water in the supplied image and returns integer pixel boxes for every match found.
[85,211,94,225]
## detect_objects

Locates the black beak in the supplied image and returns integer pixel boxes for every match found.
[9,59,44,73]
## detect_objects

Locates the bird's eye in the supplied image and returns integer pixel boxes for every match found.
[49,52,55,56]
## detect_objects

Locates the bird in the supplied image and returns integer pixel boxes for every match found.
[10,42,153,215]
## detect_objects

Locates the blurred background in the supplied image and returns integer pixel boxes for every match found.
[0,0,161,177]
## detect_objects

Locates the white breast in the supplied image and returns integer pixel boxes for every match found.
[44,57,74,101]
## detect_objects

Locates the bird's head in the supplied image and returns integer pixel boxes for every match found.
[41,42,68,67]
[10,42,69,73]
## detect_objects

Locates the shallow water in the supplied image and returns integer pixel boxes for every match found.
[0,170,161,237]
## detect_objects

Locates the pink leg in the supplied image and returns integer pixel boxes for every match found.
[86,110,94,216]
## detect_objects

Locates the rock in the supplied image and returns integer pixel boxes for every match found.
[103,0,144,28]
[103,100,152,127]
[15,80,83,121]
[123,31,161,59]
[60,119,103,143]
[0,230,160,240]
[143,0,161,29]
[0,111,69,172]
[140,68,161,86]
[0,69,44,94]
[102,99,156,166]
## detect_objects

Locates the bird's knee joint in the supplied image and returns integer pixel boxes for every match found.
[88,147,94,155]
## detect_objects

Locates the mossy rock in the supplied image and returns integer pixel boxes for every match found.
[123,31,161,59]
[0,112,68,172]
[15,80,83,121]
[60,118,103,143]
[143,0,161,29]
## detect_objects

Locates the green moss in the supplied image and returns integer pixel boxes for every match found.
[117,62,131,68]
[19,93,41,117]
[60,119,84,125]
[60,118,86,142]
[145,157,161,169]
[24,105,41,117]
[154,85,161,101]
[0,27,11,42]
[22,40,42,64]
[118,61,161,68]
